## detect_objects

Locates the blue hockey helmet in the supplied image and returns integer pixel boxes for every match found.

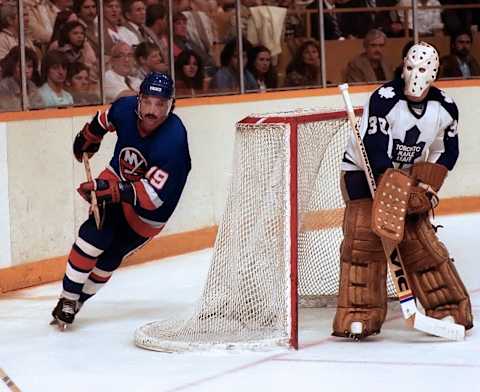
[139,72,174,99]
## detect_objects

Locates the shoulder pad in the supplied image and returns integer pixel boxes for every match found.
[368,80,403,118]
[428,86,458,120]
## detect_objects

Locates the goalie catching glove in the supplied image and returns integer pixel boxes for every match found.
[407,162,448,215]
[77,179,135,205]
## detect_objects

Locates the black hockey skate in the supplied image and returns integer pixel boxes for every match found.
[50,298,80,330]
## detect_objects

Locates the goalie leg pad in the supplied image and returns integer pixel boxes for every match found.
[332,199,388,339]
[399,215,473,330]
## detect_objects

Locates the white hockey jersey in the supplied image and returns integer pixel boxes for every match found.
[342,79,459,176]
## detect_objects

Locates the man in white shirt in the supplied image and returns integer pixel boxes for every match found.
[105,42,141,102]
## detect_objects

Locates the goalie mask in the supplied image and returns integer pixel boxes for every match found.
[402,42,439,99]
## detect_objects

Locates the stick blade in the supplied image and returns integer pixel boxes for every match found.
[414,312,465,341]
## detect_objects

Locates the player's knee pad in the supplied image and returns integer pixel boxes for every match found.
[332,199,388,339]
[399,215,473,330]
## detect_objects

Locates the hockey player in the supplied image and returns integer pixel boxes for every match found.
[51,72,191,328]
[333,42,473,339]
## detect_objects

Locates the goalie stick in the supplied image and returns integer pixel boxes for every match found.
[339,83,465,341]
[82,152,102,230]
[0,368,21,392]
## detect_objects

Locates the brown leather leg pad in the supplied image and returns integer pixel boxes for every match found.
[332,199,388,338]
[400,215,473,330]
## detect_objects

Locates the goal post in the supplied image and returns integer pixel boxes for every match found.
[135,108,396,352]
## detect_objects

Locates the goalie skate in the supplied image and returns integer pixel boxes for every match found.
[50,298,80,330]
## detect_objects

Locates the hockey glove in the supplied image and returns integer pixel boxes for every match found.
[77,179,134,205]
[73,123,104,162]
[407,162,447,215]
[408,184,439,215]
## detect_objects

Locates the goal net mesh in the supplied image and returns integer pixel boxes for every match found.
[135,109,396,352]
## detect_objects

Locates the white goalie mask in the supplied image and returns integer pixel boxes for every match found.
[402,42,439,98]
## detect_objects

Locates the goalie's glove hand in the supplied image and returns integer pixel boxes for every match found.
[408,183,439,215]
[77,179,134,205]
[73,123,103,163]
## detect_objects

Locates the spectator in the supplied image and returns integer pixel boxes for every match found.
[145,4,170,69]
[65,61,99,104]
[246,45,277,91]
[173,12,216,75]
[344,29,393,83]
[49,9,79,46]
[439,30,480,78]
[103,0,138,52]
[73,0,99,52]
[134,42,168,80]
[105,41,141,101]
[28,0,73,46]
[284,39,322,87]
[0,46,44,111]
[122,0,150,45]
[49,20,98,81]
[0,4,36,61]
[38,49,74,107]
[399,0,443,36]
[174,49,207,96]
[211,37,257,92]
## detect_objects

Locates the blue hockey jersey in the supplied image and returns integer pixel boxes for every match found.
[95,96,191,237]
[342,78,459,176]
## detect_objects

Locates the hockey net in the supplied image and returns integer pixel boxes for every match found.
[135,108,396,352]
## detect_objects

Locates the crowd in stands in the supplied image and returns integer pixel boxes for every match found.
[0,0,480,111]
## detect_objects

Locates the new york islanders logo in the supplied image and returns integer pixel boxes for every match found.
[119,147,148,181]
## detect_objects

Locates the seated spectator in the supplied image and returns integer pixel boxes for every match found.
[28,0,73,46]
[173,12,217,76]
[145,4,170,69]
[49,10,79,45]
[246,45,277,91]
[134,42,168,80]
[0,4,36,61]
[105,41,141,102]
[211,37,257,92]
[439,30,480,78]
[38,49,74,107]
[175,49,207,97]
[103,0,138,52]
[65,61,100,104]
[0,46,44,111]
[284,39,321,87]
[399,0,443,36]
[122,0,157,46]
[344,29,393,83]
[73,0,99,53]
[49,20,98,81]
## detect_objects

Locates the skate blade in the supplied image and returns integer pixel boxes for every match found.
[50,318,70,331]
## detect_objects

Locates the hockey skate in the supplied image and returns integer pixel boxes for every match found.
[50,298,81,330]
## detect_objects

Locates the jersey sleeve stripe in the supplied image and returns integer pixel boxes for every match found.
[133,180,163,210]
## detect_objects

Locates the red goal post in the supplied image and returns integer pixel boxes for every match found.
[135,107,396,352]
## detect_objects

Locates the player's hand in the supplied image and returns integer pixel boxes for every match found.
[77,179,121,204]
[73,123,103,162]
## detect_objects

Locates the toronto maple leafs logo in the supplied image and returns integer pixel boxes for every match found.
[447,120,458,137]
[119,147,148,181]
[378,86,395,99]
[392,126,425,165]
[441,90,453,103]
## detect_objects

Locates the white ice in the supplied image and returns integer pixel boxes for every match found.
[0,214,479,392]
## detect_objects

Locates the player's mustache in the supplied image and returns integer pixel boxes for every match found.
[144,113,158,120]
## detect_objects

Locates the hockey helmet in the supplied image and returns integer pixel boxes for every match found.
[139,72,174,100]
[402,42,439,98]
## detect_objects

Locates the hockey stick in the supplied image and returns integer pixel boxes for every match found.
[82,152,101,230]
[339,83,465,341]
[0,368,22,392]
